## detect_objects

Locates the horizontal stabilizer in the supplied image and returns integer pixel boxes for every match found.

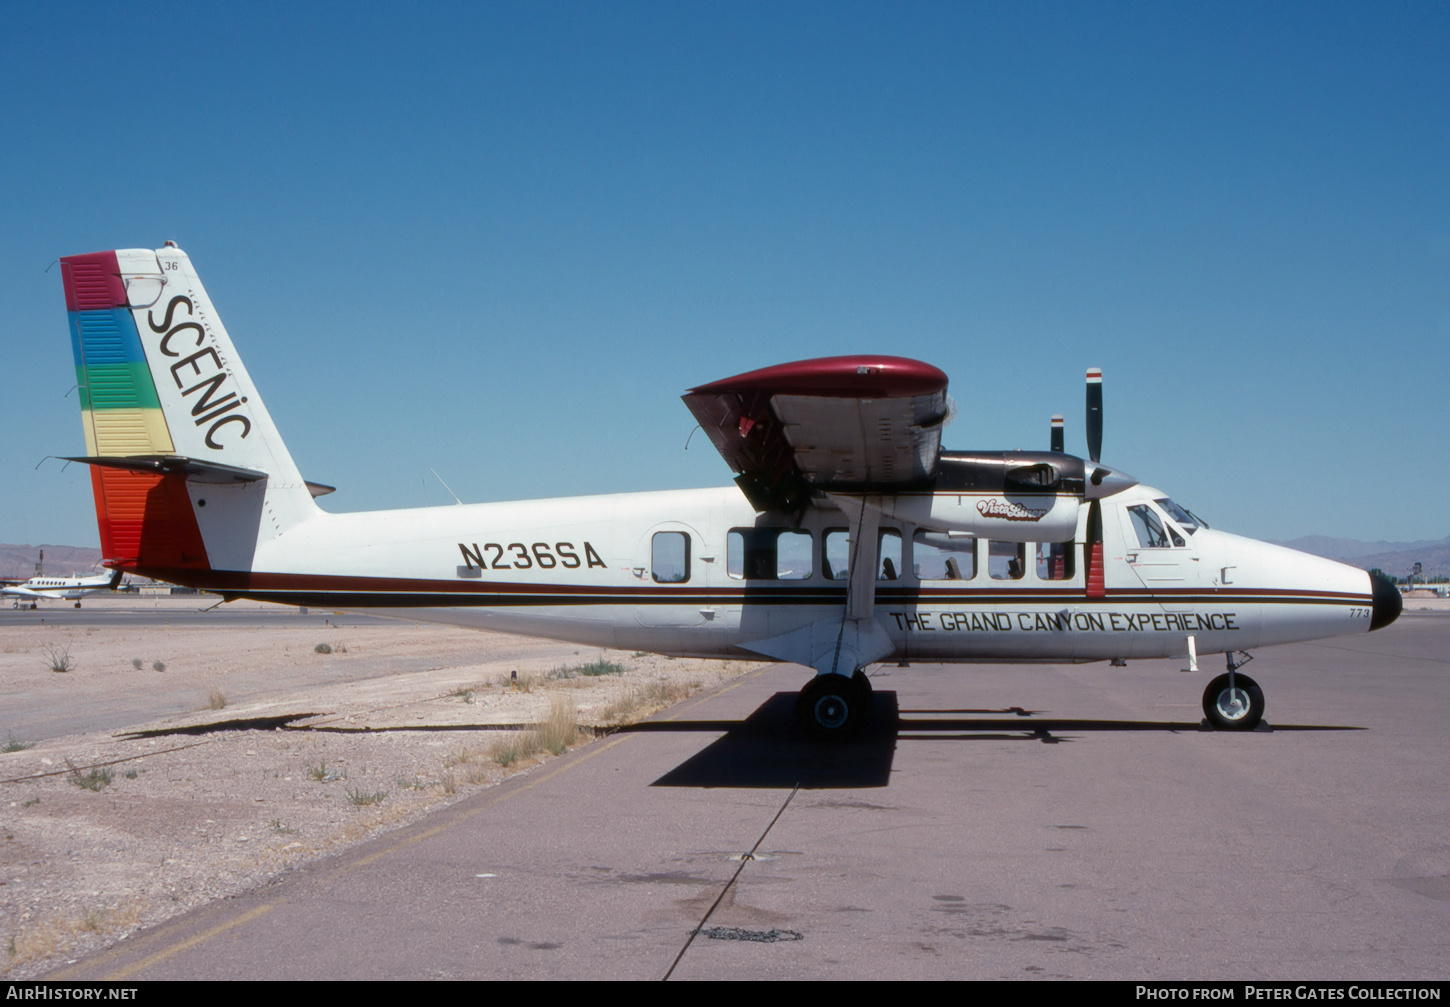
[62,454,267,484]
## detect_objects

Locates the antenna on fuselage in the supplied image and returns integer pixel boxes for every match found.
[430,468,464,506]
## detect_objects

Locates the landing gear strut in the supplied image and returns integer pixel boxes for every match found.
[1202,652,1264,731]
[796,673,871,742]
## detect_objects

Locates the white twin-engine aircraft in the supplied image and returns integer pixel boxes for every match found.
[3,569,122,608]
[59,244,1400,740]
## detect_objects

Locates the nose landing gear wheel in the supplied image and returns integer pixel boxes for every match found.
[796,674,868,742]
[1202,672,1265,731]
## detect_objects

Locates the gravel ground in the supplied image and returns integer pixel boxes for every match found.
[0,598,751,977]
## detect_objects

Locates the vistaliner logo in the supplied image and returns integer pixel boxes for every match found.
[977,498,1048,522]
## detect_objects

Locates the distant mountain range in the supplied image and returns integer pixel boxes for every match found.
[1270,535,1450,579]
[0,544,104,580]
[5,534,1447,581]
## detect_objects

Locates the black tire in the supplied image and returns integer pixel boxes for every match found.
[1202,672,1265,731]
[796,674,867,742]
[851,669,873,707]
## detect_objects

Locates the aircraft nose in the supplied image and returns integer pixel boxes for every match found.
[1369,573,1403,631]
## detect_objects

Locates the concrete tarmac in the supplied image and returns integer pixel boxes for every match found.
[1,598,388,629]
[47,613,1450,980]
[0,597,586,741]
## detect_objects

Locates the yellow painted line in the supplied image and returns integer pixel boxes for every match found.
[54,666,772,980]
[50,904,275,981]
[61,734,637,979]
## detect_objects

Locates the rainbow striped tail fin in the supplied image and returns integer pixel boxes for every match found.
[62,245,318,579]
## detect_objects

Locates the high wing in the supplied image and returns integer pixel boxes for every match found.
[682,355,952,511]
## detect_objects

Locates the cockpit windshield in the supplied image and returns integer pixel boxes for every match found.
[1155,498,1208,534]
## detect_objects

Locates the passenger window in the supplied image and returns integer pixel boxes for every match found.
[824,529,850,580]
[652,531,690,583]
[914,530,976,581]
[820,527,903,580]
[776,530,812,580]
[1035,542,1075,581]
[878,529,903,581]
[727,528,813,580]
[728,529,774,580]
[989,541,1026,581]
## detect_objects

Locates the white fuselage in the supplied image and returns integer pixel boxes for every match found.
[182,480,1377,667]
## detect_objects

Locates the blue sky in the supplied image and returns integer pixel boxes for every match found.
[2,2,1447,547]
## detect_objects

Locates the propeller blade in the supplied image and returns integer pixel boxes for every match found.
[1085,368,1103,464]
[1050,415,1064,453]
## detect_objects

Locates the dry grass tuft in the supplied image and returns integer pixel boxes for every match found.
[43,644,74,673]
[4,900,149,973]
[537,694,579,755]
[69,767,112,792]
[442,748,473,768]
[487,731,535,767]
[207,686,227,710]
[345,787,387,806]
[548,659,626,680]
[597,678,702,727]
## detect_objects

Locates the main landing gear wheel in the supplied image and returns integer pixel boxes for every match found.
[1202,672,1265,731]
[851,669,873,707]
[796,674,868,742]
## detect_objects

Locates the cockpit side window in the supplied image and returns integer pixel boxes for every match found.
[1155,498,1206,535]
[1128,505,1171,548]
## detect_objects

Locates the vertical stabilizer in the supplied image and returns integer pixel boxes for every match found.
[61,245,318,575]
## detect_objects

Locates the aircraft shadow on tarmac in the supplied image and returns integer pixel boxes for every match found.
[113,696,1358,785]
[637,692,1363,790]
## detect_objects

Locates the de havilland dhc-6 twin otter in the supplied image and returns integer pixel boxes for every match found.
[55,244,1401,740]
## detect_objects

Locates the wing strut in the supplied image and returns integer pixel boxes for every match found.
[844,496,880,624]
[735,494,895,680]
